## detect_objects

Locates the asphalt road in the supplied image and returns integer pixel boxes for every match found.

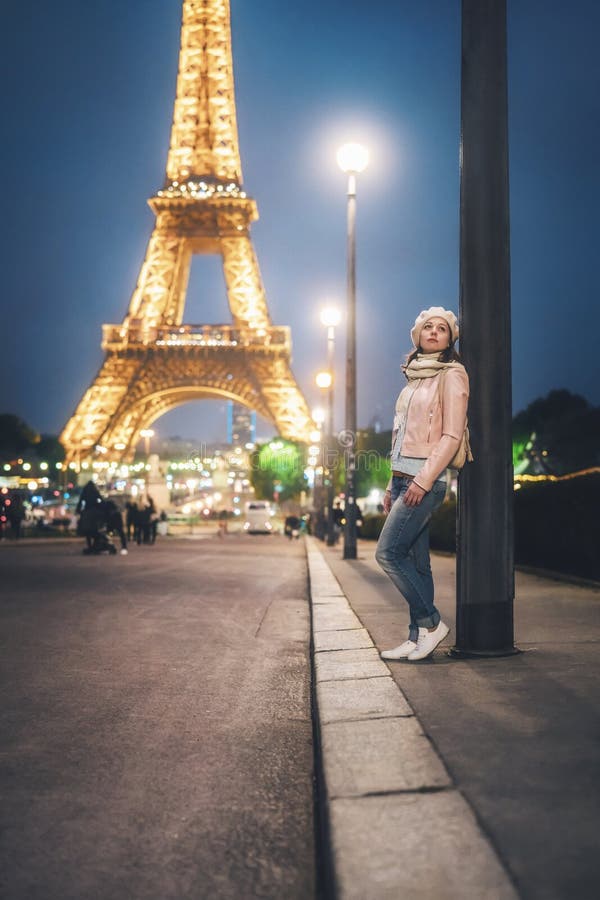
[0,536,316,900]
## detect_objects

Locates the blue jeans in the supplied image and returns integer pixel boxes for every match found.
[375,475,447,642]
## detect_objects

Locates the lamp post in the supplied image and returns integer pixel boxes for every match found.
[337,142,369,560]
[453,0,516,657]
[315,372,332,541]
[310,407,325,537]
[320,306,341,545]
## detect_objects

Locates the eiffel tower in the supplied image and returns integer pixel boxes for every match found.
[61,0,313,465]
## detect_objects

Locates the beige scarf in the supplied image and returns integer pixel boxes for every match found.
[403,352,463,381]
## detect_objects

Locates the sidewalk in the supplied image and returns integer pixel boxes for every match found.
[307,537,600,900]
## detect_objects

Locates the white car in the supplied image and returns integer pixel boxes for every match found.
[243,501,273,534]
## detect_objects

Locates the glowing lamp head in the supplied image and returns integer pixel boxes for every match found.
[316,371,332,389]
[337,142,369,174]
[320,306,342,328]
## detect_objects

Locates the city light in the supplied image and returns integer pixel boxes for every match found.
[336,142,370,174]
[315,371,332,389]
[320,306,342,328]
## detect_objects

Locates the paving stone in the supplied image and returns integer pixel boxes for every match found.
[312,595,349,606]
[315,648,389,682]
[312,596,349,610]
[317,676,412,724]
[330,792,518,900]
[314,628,374,652]
[310,577,345,597]
[321,717,451,798]
[312,606,362,633]
[313,586,346,597]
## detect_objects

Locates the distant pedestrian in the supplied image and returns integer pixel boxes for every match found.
[332,501,343,544]
[147,496,158,544]
[376,308,470,662]
[284,514,301,539]
[7,491,25,539]
[76,480,103,551]
[134,498,146,545]
[217,508,228,538]
[125,501,136,541]
[136,499,147,545]
[104,499,128,555]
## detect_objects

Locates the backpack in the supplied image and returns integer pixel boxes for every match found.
[437,369,474,470]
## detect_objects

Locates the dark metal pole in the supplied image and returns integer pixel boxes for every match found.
[326,325,336,546]
[343,173,358,559]
[453,0,516,656]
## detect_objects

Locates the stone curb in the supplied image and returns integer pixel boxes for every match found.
[307,538,518,900]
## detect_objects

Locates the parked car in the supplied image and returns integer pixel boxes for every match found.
[243,501,273,534]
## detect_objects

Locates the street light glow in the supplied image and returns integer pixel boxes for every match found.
[316,371,332,389]
[337,142,369,174]
[312,407,326,424]
[320,306,342,328]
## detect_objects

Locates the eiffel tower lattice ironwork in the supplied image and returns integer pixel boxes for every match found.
[61,0,313,465]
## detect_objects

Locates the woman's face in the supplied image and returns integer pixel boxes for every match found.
[419,317,451,352]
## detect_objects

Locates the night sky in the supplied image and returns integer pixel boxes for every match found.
[1,0,598,444]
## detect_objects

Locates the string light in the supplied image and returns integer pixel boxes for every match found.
[514,467,599,485]
[155,179,244,200]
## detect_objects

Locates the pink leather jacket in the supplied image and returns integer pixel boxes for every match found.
[397,365,470,491]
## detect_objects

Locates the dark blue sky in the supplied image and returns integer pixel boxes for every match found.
[1,0,598,443]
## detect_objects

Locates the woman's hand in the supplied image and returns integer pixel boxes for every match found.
[383,490,392,515]
[403,481,427,507]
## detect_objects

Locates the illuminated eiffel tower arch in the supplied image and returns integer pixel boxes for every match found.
[61,0,313,465]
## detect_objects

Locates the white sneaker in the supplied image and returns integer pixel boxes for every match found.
[407,622,450,661]
[120,548,128,555]
[381,640,417,660]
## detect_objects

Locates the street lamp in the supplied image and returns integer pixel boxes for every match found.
[337,142,369,559]
[315,371,332,389]
[310,405,326,537]
[314,372,333,540]
[140,428,155,458]
[320,306,341,546]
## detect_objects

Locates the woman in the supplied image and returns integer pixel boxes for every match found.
[375,307,469,661]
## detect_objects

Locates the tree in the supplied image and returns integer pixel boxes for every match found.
[355,429,392,497]
[512,390,599,475]
[249,439,307,502]
[0,414,39,461]
[513,390,589,442]
[34,435,65,466]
